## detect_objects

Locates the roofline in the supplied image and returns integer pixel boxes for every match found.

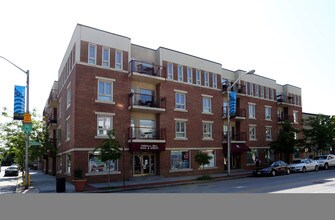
[77,23,131,40]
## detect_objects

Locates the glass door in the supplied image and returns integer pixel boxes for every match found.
[133,153,156,176]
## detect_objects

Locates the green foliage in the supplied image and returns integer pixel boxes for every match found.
[270,121,299,162]
[94,130,121,185]
[301,114,335,154]
[194,151,213,171]
[74,168,83,179]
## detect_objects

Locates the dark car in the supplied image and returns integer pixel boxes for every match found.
[4,165,19,176]
[253,160,291,177]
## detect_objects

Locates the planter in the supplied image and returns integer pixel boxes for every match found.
[73,179,87,192]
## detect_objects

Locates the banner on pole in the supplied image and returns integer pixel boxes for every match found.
[229,91,237,117]
[13,85,25,120]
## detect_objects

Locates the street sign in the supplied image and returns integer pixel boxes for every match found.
[30,141,40,146]
[22,123,32,134]
[23,113,32,123]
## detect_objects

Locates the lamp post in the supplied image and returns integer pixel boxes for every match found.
[226,69,255,176]
[0,56,30,189]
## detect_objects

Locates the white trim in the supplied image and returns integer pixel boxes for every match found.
[201,94,213,98]
[95,76,116,82]
[95,100,115,104]
[169,168,193,173]
[174,118,188,122]
[202,120,214,123]
[95,112,115,116]
[174,137,189,141]
[174,109,188,113]
[174,89,188,93]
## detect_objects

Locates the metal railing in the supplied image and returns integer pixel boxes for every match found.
[128,127,166,140]
[129,93,166,108]
[129,60,165,77]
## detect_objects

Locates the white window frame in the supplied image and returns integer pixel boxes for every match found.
[96,113,114,137]
[66,153,71,174]
[102,47,110,68]
[244,82,248,95]
[170,150,191,170]
[265,87,270,99]
[212,73,217,88]
[270,88,274,100]
[97,77,115,103]
[175,119,187,139]
[202,95,212,114]
[66,83,71,109]
[265,106,272,120]
[196,69,201,85]
[115,50,123,70]
[202,121,213,140]
[260,86,264,98]
[167,63,173,80]
[293,111,299,123]
[248,103,256,119]
[175,90,187,111]
[88,151,119,173]
[202,150,215,168]
[266,126,272,141]
[58,98,62,119]
[255,84,259,97]
[187,67,192,84]
[177,65,183,82]
[88,43,96,65]
[66,116,71,141]
[249,83,254,96]
[249,125,257,141]
[204,71,209,87]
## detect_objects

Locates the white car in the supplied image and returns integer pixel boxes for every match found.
[289,158,319,173]
[313,154,335,170]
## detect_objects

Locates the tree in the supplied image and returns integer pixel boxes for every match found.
[194,150,213,180]
[270,121,299,162]
[94,129,121,187]
[302,114,335,155]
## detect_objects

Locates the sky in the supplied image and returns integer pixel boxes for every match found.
[1,0,335,122]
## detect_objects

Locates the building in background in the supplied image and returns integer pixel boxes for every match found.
[43,24,303,183]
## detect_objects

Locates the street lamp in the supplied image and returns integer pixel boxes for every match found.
[0,56,30,189]
[226,69,255,176]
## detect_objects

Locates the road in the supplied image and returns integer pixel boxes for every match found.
[121,169,335,193]
[0,166,19,194]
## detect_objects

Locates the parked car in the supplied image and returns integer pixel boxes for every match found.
[313,154,335,170]
[4,165,19,176]
[253,160,291,177]
[289,158,319,173]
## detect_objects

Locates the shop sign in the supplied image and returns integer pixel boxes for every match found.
[130,143,165,151]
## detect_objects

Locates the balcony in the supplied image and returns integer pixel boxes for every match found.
[223,132,247,143]
[222,83,246,96]
[128,93,166,113]
[277,94,294,106]
[46,114,57,129]
[277,114,294,124]
[222,106,246,120]
[128,127,166,142]
[128,60,166,84]
[47,81,58,108]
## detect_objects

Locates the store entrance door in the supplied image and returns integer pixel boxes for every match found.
[133,153,156,176]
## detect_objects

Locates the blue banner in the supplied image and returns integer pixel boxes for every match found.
[13,85,25,120]
[229,91,236,117]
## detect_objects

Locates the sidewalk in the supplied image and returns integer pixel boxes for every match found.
[16,169,252,193]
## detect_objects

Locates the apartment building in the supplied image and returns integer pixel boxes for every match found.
[43,24,303,183]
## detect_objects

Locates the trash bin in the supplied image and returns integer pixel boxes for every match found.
[56,177,66,193]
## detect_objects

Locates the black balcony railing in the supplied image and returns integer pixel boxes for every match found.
[223,132,247,141]
[129,93,166,109]
[277,94,294,104]
[277,114,294,123]
[128,127,166,140]
[129,60,165,77]
[222,106,246,118]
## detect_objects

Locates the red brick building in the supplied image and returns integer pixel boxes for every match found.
[43,24,303,183]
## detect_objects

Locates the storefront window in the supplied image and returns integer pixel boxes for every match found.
[66,153,71,173]
[203,150,215,168]
[171,150,190,170]
[247,149,258,164]
[89,152,117,173]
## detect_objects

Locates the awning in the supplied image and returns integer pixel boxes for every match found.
[223,143,251,153]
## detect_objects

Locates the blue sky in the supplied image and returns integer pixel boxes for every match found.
[1,0,335,122]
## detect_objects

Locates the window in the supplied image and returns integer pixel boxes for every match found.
[244,82,248,95]
[265,87,270,99]
[260,86,264,98]
[115,50,122,70]
[223,124,228,139]
[167,63,173,80]
[255,85,259,97]
[171,150,190,170]
[66,84,71,109]
[58,99,62,119]
[293,111,298,123]
[187,67,192,83]
[265,106,272,120]
[204,71,209,87]
[97,114,113,136]
[175,120,186,139]
[196,69,201,85]
[202,96,212,113]
[102,47,110,68]
[249,83,254,96]
[270,88,274,100]
[248,104,256,118]
[266,126,272,140]
[294,132,298,140]
[88,44,96,64]
[177,65,183,82]
[249,125,257,140]
[203,122,213,139]
[66,117,70,141]
[98,80,113,102]
[66,153,71,173]
[175,92,186,110]
[202,150,215,168]
[139,120,156,139]
[247,149,258,164]
[212,73,217,88]
[89,152,118,173]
